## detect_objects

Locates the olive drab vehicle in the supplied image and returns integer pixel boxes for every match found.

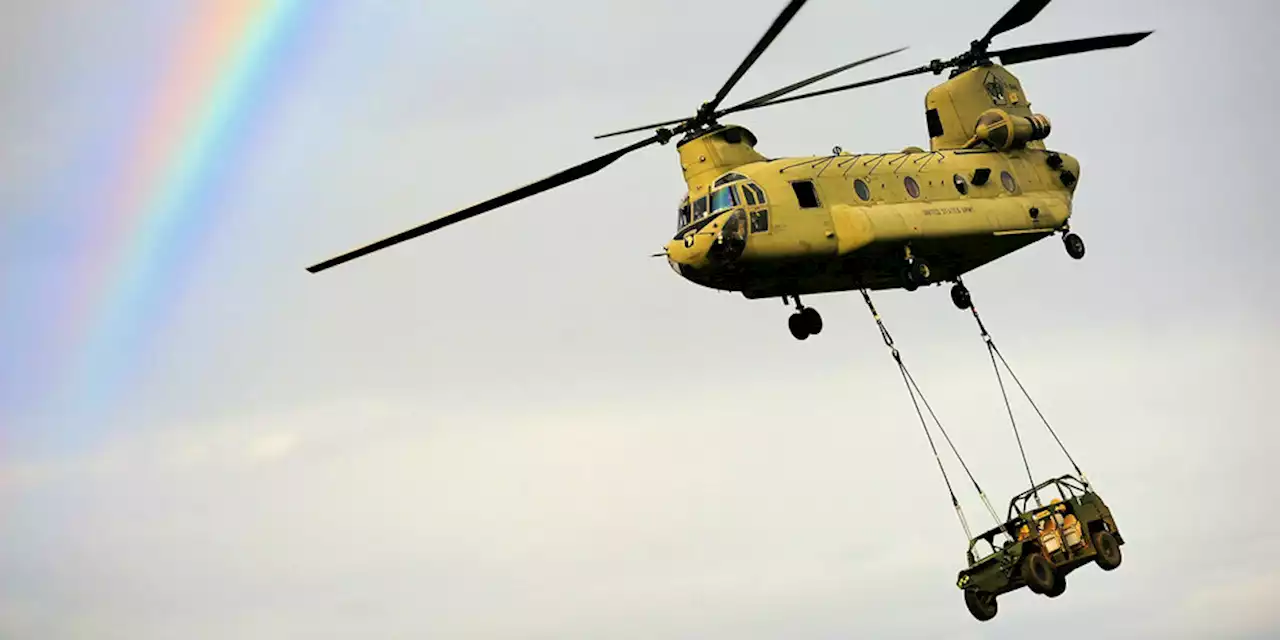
[956,475,1125,621]
[306,0,1149,342]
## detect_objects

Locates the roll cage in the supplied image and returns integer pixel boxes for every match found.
[964,474,1094,564]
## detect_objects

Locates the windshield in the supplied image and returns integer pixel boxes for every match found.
[677,196,691,229]
[710,185,739,213]
[692,194,709,221]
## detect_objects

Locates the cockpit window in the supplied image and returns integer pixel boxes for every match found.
[713,172,748,188]
[710,185,739,213]
[691,195,709,220]
[744,182,766,204]
[677,196,691,229]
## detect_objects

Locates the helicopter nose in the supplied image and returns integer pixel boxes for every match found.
[667,210,747,271]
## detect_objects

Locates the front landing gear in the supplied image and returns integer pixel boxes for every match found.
[783,296,823,341]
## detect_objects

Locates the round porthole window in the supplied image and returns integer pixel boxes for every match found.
[854,178,871,201]
[1001,170,1018,193]
[904,176,921,198]
[953,174,968,195]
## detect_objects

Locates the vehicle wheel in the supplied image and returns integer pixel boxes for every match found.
[1044,574,1066,598]
[964,590,998,622]
[1093,531,1122,571]
[800,307,823,335]
[788,313,810,341]
[1021,553,1056,594]
[950,283,972,310]
[1063,233,1085,260]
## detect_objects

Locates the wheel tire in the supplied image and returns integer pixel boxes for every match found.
[950,284,972,310]
[800,307,823,335]
[1093,531,1122,571]
[964,590,998,622]
[900,266,919,292]
[1044,574,1066,598]
[912,260,932,284]
[1021,553,1056,594]
[788,313,810,341]
[1064,233,1086,260]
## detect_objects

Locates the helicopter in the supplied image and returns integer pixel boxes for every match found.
[307,0,1151,342]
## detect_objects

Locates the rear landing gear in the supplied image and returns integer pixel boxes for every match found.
[950,282,972,310]
[1063,232,1086,260]
[783,296,823,340]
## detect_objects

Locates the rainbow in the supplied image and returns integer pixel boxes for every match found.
[66,0,318,414]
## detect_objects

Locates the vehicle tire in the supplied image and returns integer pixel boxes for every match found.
[788,313,810,341]
[800,307,823,335]
[1044,574,1066,598]
[1064,233,1085,260]
[964,590,998,622]
[1093,531,1122,571]
[1021,553,1056,594]
[950,284,971,310]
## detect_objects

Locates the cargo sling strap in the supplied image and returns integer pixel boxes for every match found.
[859,289,1002,541]
[958,278,1089,508]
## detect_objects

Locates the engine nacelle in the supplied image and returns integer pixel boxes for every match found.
[969,109,1051,151]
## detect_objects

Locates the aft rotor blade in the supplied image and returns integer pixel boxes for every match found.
[982,0,1051,45]
[704,0,809,113]
[727,63,934,114]
[993,31,1153,65]
[306,131,670,273]
[720,47,908,116]
[594,116,689,140]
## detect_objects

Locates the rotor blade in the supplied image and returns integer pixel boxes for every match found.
[982,0,1051,45]
[719,47,908,116]
[726,63,934,114]
[993,31,1153,65]
[594,116,689,140]
[704,0,809,113]
[307,131,671,273]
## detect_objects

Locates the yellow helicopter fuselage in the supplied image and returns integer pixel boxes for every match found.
[665,64,1081,298]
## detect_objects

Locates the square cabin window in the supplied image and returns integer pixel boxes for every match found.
[791,180,820,208]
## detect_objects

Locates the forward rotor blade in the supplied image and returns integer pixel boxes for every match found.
[704,0,809,113]
[594,116,689,140]
[993,31,1153,65]
[306,132,671,273]
[727,63,934,114]
[982,0,1051,45]
[720,47,908,116]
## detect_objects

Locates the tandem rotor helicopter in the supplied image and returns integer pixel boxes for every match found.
[308,0,1151,342]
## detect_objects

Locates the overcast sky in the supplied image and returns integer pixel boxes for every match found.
[1,1,1277,638]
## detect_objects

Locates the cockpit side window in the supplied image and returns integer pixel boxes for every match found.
[710,185,739,214]
[677,196,691,230]
[743,182,766,204]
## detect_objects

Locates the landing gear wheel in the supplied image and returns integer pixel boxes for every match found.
[1021,553,1056,594]
[1044,574,1066,598]
[1063,233,1085,260]
[1093,531,1122,571]
[950,283,972,310]
[964,590,998,622]
[900,261,930,291]
[788,313,810,341]
[799,306,823,335]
